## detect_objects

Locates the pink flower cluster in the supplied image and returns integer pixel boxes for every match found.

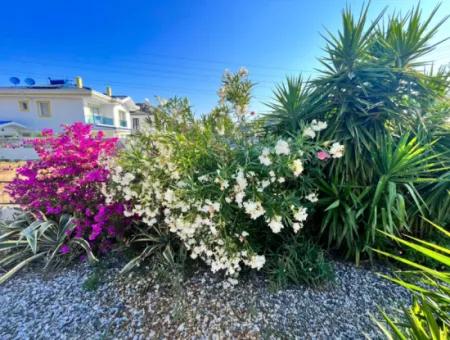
[7,123,130,250]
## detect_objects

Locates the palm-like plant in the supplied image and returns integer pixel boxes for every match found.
[373,218,450,339]
[263,76,325,134]
[319,135,446,262]
[0,212,97,284]
[264,3,449,261]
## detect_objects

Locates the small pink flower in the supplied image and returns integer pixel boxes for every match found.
[316,150,330,160]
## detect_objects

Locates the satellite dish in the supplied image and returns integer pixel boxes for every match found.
[9,77,20,86]
[24,78,35,86]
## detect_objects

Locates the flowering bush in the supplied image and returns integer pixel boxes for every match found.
[7,123,129,250]
[104,70,344,277]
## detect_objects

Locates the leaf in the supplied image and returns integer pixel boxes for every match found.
[0,253,45,285]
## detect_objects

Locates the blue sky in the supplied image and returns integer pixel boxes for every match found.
[1,0,449,114]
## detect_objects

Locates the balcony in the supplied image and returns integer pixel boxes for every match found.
[94,115,115,126]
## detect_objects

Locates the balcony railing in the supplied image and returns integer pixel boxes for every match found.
[94,115,114,126]
[85,115,129,128]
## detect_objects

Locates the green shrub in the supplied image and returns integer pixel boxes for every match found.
[266,235,334,290]
[104,69,342,280]
[0,212,97,284]
[373,218,450,338]
[263,3,450,262]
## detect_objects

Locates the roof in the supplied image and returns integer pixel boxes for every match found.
[0,83,138,110]
[0,121,28,129]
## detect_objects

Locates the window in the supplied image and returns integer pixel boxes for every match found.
[132,118,140,130]
[18,100,29,112]
[85,106,100,124]
[119,110,128,127]
[37,101,51,117]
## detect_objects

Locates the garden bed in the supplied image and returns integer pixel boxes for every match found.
[0,258,410,339]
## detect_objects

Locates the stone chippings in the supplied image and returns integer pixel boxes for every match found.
[0,259,410,339]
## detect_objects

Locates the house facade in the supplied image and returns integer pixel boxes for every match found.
[0,78,138,137]
[130,102,153,132]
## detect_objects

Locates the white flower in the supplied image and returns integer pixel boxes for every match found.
[274,139,290,155]
[303,127,316,139]
[215,177,229,190]
[198,174,210,183]
[292,222,303,233]
[257,179,271,192]
[311,120,327,132]
[290,159,304,177]
[249,255,266,270]
[267,215,283,233]
[121,172,135,185]
[241,231,249,237]
[235,170,248,190]
[259,154,272,166]
[235,191,245,206]
[293,206,308,222]
[243,200,266,220]
[164,189,175,203]
[305,192,319,203]
[329,142,344,158]
[227,277,239,286]
[278,177,285,183]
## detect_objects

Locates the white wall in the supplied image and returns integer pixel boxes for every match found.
[0,95,85,132]
[0,126,30,137]
[0,147,38,160]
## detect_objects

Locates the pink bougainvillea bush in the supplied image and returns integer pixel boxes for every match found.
[7,123,129,250]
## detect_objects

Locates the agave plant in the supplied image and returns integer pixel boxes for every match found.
[0,212,97,284]
[119,222,181,274]
[373,218,450,339]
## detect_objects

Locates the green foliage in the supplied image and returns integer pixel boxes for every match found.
[105,69,340,279]
[263,76,324,134]
[119,223,182,275]
[266,235,334,290]
[263,2,450,262]
[318,134,445,262]
[373,219,450,339]
[0,212,97,284]
[82,261,108,291]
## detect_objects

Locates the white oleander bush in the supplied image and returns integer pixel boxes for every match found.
[103,70,343,279]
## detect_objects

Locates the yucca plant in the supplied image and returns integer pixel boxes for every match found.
[263,76,325,134]
[373,218,450,339]
[319,134,446,262]
[0,212,97,284]
[264,3,449,262]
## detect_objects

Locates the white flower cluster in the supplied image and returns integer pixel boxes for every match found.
[303,119,327,139]
[103,118,343,280]
[329,142,344,158]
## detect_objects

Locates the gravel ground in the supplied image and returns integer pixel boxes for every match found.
[0,258,410,339]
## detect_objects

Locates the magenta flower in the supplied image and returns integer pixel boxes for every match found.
[316,150,331,160]
[6,122,132,252]
[60,244,70,254]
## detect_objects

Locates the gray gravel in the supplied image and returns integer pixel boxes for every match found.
[0,258,410,339]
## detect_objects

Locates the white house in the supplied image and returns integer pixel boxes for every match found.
[0,77,138,138]
[0,121,32,138]
[130,102,153,132]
